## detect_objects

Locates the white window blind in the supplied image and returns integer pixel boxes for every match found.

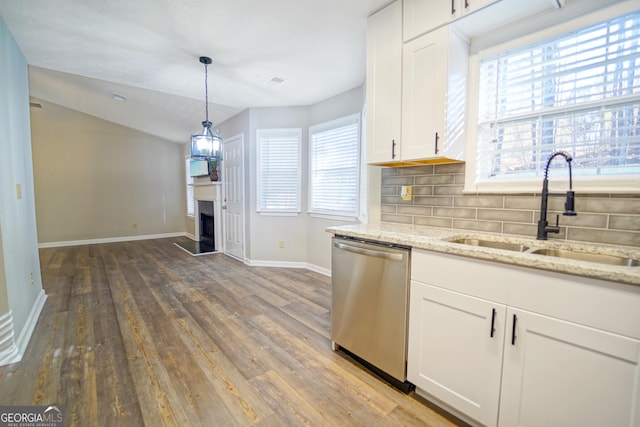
[477,10,640,182]
[309,114,360,218]
[185,157,194,217]
[256,128,301,213]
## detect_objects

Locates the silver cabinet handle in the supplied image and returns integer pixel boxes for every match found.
[333,241,404,261]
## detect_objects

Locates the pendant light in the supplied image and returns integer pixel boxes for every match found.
[191,56,223,159]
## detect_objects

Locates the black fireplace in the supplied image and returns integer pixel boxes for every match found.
[198,200,215,251]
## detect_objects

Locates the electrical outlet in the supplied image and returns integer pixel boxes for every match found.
[279,240,285,248]
[15,184,22,199]
[132,223,137,229]
[401,185,412,201]
[29,272,34,285]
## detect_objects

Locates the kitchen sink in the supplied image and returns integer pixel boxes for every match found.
[449,238,530,252]
[448,237,639,267]
[528,248,640,267]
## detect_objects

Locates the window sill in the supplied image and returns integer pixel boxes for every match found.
[464,175,640,194]
[309,213,358,222]
[257,211,299,217]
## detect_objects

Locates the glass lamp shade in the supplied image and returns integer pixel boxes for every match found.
[190,121,222,159]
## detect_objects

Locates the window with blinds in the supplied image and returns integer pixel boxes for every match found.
[477,10,640,183]
[256,128,301,213]
[185,157,195,217]
[309,114,360,218]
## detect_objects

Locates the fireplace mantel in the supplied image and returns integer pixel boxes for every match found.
[194,182,221,202]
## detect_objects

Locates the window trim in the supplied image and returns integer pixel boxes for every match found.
[308,113,361,220]
[464,1,640,194]
[256,128,302,214]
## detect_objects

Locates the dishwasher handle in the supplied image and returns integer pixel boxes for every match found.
[333,241,405,261]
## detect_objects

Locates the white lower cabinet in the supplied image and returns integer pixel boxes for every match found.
[499,308,640,427]
[409,249,640,427]
[408,282,505,426]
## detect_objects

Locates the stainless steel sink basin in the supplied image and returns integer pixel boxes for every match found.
[449,238,530,252]
[529,248,640,267]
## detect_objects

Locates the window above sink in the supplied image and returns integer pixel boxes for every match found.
[465,2,640,194]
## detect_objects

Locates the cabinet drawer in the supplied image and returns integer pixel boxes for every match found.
[411,249,640,340]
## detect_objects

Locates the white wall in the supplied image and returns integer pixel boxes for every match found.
[0,18,46,364]
[248,106,310,264]
[214,85,368,273]
[31,100,186,244]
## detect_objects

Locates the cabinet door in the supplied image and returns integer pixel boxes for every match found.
[403,0,457,42]
[460,0,499,16]
[401,27,447,162]
[500,308,640,427]
[408,281,505,426]
[366,0,402,164]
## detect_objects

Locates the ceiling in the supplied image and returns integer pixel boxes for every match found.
[0,0,391,143]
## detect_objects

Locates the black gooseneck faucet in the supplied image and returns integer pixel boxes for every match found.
[537,151,577,240]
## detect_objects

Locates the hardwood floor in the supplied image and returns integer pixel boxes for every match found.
[0,237,463,426]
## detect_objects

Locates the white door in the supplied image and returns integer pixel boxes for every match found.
[222,134,245,261]
[499,308,640,427]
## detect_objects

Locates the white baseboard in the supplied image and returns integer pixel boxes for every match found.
[38,232,186,248]
[244,259,330,277]
[0,289,47,367]
[306,264,331,277]
[15,289,47,358]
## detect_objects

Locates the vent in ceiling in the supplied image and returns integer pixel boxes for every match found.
[267,77,285,86]
[29,102,42,109]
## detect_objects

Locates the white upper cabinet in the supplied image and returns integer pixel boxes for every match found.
[366,0,568,166]
[401,26,467,163]
[367,5,468,166]
[366,0,403,165]
[460,0,498,14]
[403,0,455,41]
[367,0,469,166]
[403,0,499,42]
[403,0,566,42]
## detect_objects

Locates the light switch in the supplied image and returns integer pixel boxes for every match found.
[15,184,22,199]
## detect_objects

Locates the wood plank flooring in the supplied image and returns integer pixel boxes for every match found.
[0,237,464,426]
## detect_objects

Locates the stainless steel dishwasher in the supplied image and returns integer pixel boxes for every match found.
[331,235,412,390]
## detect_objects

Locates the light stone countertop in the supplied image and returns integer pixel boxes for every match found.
[326,223,640,286]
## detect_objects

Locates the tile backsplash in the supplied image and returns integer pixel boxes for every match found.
[381,163,640,247]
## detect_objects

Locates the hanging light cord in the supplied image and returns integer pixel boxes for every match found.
[204,61,209,123]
